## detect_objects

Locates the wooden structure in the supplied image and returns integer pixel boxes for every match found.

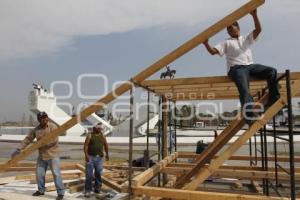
[0,0,266,172]
[1,0,300,199]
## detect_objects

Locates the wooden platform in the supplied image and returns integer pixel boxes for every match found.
[141,72,300,101]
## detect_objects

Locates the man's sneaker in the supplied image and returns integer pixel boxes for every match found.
[32,191,44,196]
[84,191,91,198]
[56,195,64,200]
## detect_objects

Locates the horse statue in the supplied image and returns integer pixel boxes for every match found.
[160,66,176,79]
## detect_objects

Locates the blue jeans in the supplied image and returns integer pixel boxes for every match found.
[36,157,65,195]
[228,64,280,118]
[85,155,103,192]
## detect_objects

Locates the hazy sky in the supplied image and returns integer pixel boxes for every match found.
[0,0,300,121]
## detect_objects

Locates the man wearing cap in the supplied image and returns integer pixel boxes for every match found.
[84,123,109,197]
[11,111,65,200]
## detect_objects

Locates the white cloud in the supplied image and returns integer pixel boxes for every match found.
[0,0,251,60]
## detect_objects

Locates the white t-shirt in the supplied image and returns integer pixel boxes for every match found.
[214,32,257,72]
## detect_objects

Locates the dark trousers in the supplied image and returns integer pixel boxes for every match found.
[228,64,280,116]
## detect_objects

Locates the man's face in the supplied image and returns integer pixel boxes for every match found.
[39,116,48,127]
[227,25,240,38]
[93,125,102,133]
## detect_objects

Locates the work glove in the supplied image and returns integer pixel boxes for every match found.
[11,148,21,158]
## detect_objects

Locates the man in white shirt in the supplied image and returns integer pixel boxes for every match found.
[203,9,280,124]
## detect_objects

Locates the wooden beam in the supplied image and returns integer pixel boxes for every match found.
[171,94,240,101]
[0,176,16,185]
[5,163,78,172]
[46,180,85,192]
[0,0,267,172]
[132,186,287,200]
[162,167,300,182]
[212,169,300,182]
[29,173,82,184]
[132,153,178,187]
[142,72,300,87]
[102,176,123,192]
[251,180,263,194]
[104,164,145,171]
[177,152,300,162]
[69,182,85,193]
[166,163,300,173]
[15,171,83,181]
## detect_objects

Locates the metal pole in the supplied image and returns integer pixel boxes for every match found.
[249,137,253,166]
[272,117,279,187]
[162,96,168,185]
[254,92,261,166]
[169,102,172,154]
[146,90,150,168]
[263,125,269,195]
[260,125,266,194]
[286,70,295,200]
[174,101,177,152]
[128,88,134,199]
[157,96,162,187]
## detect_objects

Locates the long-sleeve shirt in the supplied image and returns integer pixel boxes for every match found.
[19,122,59,160]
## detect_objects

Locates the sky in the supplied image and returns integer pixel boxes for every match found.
[0,0,300,122]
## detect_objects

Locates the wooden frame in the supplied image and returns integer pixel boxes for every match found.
[4,0,299,199]
[142,73,300,101]
[133,186,288,200]
[0,0,267,173]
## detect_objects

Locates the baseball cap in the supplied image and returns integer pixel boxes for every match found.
[93,123,104,130]
[37,111,48,120]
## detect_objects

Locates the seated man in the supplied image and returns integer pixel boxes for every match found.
[203,9,280,124]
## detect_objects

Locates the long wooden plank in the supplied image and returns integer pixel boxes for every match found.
[0,0,266,172]
[177,152,300,162]
[142,72,300,87]
[183,80,299,190]
[132,186,287,200]
[174,93,269,188]
[166,164,300,173]
[132,153,177,187]
[162,167,300,182]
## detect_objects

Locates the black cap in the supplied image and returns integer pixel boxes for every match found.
[37,111,48,120]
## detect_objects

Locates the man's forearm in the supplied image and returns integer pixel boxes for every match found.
[252,14,261,32]
[251,10,261,39]
[204,42,218,55]
[84,146,89,157]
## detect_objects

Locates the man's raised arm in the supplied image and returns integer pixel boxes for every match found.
[250,9,261,40]
[203,39,219,55]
